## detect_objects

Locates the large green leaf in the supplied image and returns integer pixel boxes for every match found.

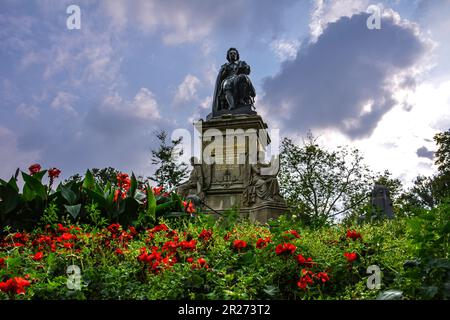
[21,172,47,200]
[32,170,47,183]
[146,186,156,221]
[129,172,137,198]
[7,176,19,193]
[170,192,184,211]
[64,204,81,219]
[0,184,19,214]
[134,189,147,204]
[60,185,77,205]
[83,169,95,190]
[85,188,110,210]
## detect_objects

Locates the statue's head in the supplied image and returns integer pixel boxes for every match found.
[226,48,239,62]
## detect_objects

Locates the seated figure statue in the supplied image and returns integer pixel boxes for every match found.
[242,159,284,207]
[212,47,256,114]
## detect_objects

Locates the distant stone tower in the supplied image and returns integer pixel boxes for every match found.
[370,184,394,219]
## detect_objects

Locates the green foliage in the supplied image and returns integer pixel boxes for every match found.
[150,130,189,192]
[40,202,59,227]
[399,198,450,299]
[1,200,449,300]
[0,167,186,231]
[279,132,373,227]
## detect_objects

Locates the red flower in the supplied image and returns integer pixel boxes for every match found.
[346,230,362,241]
[28,163,41,176]
[57,223,68,233]
[179,240,197,251]
[153,186,164,196]
[183,200,196,214]
[316,272,330,283]
[197,257,207,266]
[32,252,44,261]
[115,248,124,255]
[275,243,297,255]
[150,224,168,233]
[186,257,193,263]
[60,233,74,241]
[256,237,271,249]
[116,173,131,192]
[0,277,31,295]
[297,254,314,267]
[107,223,121,234]
[297,274,314,290]
[128,226,137,236]
[233,239,247,250]
[198,229,212,241]
[48,167,61,179]
[0,257,5,268]
[63,242,73,249]
[113,189,120,202]
[344,252,358,262]
[284,230,301,239]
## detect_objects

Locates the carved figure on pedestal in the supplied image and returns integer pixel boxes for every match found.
[242,161,284,207]
[177,157,206,201]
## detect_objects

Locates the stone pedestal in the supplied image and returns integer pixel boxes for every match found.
[179,113,288,223]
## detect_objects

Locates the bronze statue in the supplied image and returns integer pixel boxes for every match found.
[211,48,256,116]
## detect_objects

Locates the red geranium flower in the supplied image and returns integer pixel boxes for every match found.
[275,243,297,255]
[346,230,362,241]
[0,277,31,295]
[297,274,314,290]
[186,257,193,263]
[150,224,168,233]
[284,230,301,239]
[28,163,41,176]
[256,237,271,249]
[198,229,212,241]
[179,240,197,251]
[344,252,358,262]
[296,254,314,267]
[233,239,247,250]
[32,252,44,261]
[115,248,124,255]
[197,257,207,266]
[48,167,61,179]
[57,223,68,233]
[316,272,330,283]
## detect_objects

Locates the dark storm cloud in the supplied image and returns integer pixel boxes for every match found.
[262,12,429,139]
[416,146,434,160]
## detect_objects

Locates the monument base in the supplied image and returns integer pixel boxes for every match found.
[248,201,289,224]
[179,112,288,224]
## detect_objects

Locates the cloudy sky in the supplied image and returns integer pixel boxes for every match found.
[1,0,449,187]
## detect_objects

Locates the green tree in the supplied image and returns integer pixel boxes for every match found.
[400,128,450,210]
[66,167,120,186]
[150,130,189,191]
[279,133,373,227]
